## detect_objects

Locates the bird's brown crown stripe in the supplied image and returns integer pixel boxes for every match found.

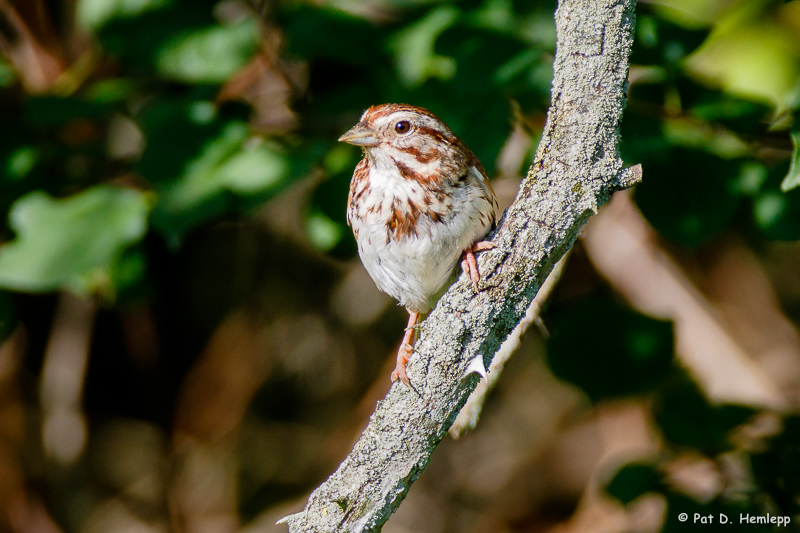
[364,104,440,122]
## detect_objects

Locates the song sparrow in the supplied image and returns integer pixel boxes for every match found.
[339,104,499,386]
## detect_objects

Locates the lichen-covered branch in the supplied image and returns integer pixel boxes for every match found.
[281,0,639,530]
[448,252,569,438]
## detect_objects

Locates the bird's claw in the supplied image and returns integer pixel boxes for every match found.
[391,342,413,386]
[461,240,496,289]
[471,241,496,252]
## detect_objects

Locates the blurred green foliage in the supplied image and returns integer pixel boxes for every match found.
[545,4,800,528]
[1,0,800,530]
[0,186,149,295]
[547,297,674,400]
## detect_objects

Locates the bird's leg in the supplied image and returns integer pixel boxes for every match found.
[461,241,496,288]
[391,310,419,386]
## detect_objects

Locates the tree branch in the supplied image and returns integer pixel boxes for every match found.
[448,251,570,438]
[281,0,639,530]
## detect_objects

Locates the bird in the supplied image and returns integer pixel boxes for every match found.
[339,104,499,386]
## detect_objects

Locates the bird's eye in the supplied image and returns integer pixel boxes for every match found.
[395,121,411,134]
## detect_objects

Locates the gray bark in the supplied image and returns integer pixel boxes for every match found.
[448,252,570,438]
[281,0,640,530]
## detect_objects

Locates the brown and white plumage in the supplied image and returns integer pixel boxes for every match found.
[339,104,499,384]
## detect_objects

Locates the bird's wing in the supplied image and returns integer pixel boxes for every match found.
[467,154,499,211]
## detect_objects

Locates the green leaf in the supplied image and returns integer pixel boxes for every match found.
[136,99,248,184]
[136,97,294,243]
[605,463,662,505]
[389,6,460,87]
[155,18,260,83]
[779,127,800,192]
[734,161,768,196]
[76,0,172,30]
[0,186,150,296]
[515,3,557,51]
[310,146,360,227]
[97,7,216,72]
[631,15,709,67]
[305,211,344,252]
[0,113,42,221]
[5,147,39,181]
[677,76,772,135]
[85,79,138,103]
[754,162,800,241]
[436,25,529,93]
[546,297,674,401]
[151,122,290,243]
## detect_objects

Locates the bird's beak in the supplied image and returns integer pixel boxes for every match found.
[338,123,380,147]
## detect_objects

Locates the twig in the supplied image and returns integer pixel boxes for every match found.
[448,252,570,438]
[282,1,640,530]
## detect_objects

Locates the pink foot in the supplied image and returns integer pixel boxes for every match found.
[390,342,413,386]
[461,241,496,288]
[391,310,420,386]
